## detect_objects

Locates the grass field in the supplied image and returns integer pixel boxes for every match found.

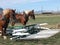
[0,14,60,45]
[28,15,60,29]
[28,14,60,24]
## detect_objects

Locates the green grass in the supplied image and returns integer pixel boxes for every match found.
[28,15,60,25]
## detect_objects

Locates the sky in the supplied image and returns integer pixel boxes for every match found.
[0,0,60,12]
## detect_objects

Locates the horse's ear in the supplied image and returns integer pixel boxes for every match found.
[32,9,34,11]
[32,10,34,12]
[23,11,26,15]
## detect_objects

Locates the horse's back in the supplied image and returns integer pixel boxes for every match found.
[16,13,25,20]
[24,10,31,14]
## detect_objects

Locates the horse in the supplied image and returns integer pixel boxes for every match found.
[11,13,28,26]
[23,10,35,20]
[11,10,35,26]
[0,9,16,39]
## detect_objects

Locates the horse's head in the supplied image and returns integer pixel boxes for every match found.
[2,9,16,27]
[24,10,35,20]
[3,9,16,19]
[10,9,16,20]
[29,10,35,20]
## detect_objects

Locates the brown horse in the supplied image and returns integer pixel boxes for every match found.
[11,10,35,26]
[23,10,35,20]
[0,9,16,39]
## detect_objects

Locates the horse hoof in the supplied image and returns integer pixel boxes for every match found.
[10,38,12,40]
[3,36,7,40]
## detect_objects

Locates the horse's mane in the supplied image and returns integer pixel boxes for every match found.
[3,8,15,16]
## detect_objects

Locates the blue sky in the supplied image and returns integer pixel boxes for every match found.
[0,0,60,11]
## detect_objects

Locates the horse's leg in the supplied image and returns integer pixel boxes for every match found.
[11,22,15,29]
[2,23,8,40]
[0,29,1,36]
[11,21,15,26]
[2,27,7,40]
[0,27,7,39]
[21,19,26,25]
[2,19,10,40]
[0,27,3,36]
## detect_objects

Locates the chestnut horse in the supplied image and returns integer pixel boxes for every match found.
[11,10,35,26]
[0,9,16,39]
